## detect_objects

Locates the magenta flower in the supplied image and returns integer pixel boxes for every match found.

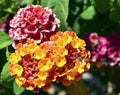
[91,51,98,62]
[97,45,107,55]
[84,32,120,67]
[9,5,60,47]
[89,32,98,44]
[107,33,120,66]
[98,37,107,45]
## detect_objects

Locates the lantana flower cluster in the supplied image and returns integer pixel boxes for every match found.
[9,5,60,47]
[9,31,91,92]
[84,32,120,67]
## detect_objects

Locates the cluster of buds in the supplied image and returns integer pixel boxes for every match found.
[9,31,91,92]
[9,5,60,47]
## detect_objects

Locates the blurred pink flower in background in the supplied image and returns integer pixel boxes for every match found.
[89,32,98,44]
[84,32,120,67]
[0,15,13,32]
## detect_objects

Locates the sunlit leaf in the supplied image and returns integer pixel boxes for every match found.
[80,6,96,20]
[13,81,25,95]
[0,31,13,50]
[1,61,14,88]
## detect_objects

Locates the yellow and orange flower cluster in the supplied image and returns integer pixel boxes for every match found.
[9,31,91,92]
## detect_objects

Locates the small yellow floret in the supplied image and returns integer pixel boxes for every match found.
[34,47,46,60]
[15,77,26,86]
[9,52,21,64]
[38,58,53,71]
[9,64,23,76]
[54,56,66,67]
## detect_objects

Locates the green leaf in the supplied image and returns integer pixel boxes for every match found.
[4,2,18,13]
[20,0,34,6]
[80,6,96,20]
[1,61,14,88]
[40,0,49,7]
[109,5,120,23]
[0,49,7,72]
[0,31,13,50]
[73,20,80,35]
[13,81,25,95]
[93,0,110,13]
[0,0,19,14]
[1,62,11,82]
[6,47,11,61]
[41,0,69,31]
[75,0,82,3]
[0,13,9,25]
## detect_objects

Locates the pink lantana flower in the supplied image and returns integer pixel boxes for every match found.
[9,5,60,47]
[89,32,98,44]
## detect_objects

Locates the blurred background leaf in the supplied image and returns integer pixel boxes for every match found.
[20,0,34,6]
[66,81,90,95]
[68,0,120,37]
[0,14,9,25]
[0,85,14,95]
[0,0,19,25]
[109,5,120,23]
[93,0,110,13]
[0,0,19,13]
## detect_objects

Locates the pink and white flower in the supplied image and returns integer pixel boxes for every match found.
[9,5,60,47]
